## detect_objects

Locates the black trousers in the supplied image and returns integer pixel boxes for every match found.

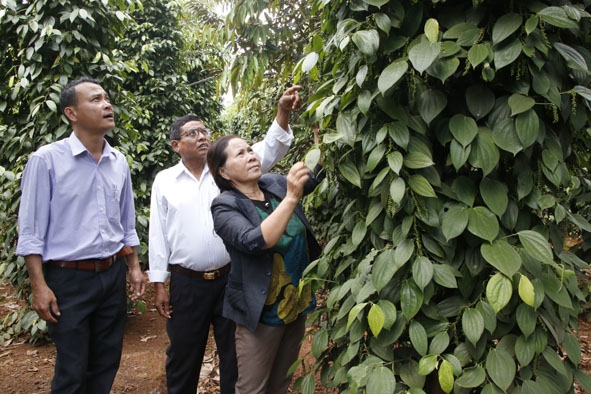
[165,269,237,394]
[44,258,127,394]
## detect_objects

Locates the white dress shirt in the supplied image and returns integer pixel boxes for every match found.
[147,120,293,283]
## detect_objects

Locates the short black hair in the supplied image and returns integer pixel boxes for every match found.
[207,134,240,191]
[59,77,101,117]
[169,114,202,140]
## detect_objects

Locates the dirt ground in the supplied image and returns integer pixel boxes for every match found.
[0,276,332,394]
[1,276,591,393]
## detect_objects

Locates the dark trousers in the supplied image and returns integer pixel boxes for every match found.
[44,258,127,394]
[165,270,237,394]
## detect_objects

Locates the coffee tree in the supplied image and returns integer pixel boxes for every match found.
[293,0,591,393]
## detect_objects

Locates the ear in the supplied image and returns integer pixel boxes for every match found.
[219,167,231,181]
[64,106,76,123]
[171,140,180,153]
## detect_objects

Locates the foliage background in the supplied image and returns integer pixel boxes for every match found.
[289,0,591,393]
[3,0,591,392]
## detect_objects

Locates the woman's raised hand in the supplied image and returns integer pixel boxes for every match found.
[286,162,310,202]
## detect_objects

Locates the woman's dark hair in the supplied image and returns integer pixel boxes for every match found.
[207,134,240,191]
[169,114,201,140]
[59,77,101,118]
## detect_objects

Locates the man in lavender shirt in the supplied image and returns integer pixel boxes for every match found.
[16,77,145,394]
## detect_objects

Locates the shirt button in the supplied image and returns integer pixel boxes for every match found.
[265,271,271,276]
[261,288,267,295]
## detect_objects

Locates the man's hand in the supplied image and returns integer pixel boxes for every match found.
[128,265,146,301]
[154,283,172,319]
[32,282,60,324]
[278,85,303,111]
[25,255,60,323]
[125,250,146,301]
[276,85,303,130]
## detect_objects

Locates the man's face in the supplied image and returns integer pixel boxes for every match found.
[66,82,115,134]
[172,120,212,162]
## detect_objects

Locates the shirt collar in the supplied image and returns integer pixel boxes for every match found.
[173,159,211,179]
[68,131,116,159]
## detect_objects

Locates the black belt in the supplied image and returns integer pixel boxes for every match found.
[170,263,230,280]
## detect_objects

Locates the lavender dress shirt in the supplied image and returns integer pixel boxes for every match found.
[16,132,139,262]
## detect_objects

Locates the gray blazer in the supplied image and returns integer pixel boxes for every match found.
[211,173,322,332]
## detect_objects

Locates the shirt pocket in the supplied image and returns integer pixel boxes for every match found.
[105,177,124,220]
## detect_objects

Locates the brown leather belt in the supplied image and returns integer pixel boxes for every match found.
[47,258,114,272]
[170,263,230,280]
[45,246,134,272]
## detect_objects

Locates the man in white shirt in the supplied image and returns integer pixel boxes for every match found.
[147,86,302,394]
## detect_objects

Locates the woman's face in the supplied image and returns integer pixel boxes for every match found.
[220,137,262,186]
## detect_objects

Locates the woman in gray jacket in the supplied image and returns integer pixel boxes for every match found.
[207,135,321,394]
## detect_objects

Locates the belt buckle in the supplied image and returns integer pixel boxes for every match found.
[203,271,217,280]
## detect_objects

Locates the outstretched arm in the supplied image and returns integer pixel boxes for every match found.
[253,85,304,173]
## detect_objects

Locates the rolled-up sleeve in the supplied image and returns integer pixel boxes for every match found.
[252,120,294,173]
[119,163,140,247]
[16,156,51,257]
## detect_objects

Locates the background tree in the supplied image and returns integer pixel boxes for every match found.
[292,0,591,393]
[221,0,321,157]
